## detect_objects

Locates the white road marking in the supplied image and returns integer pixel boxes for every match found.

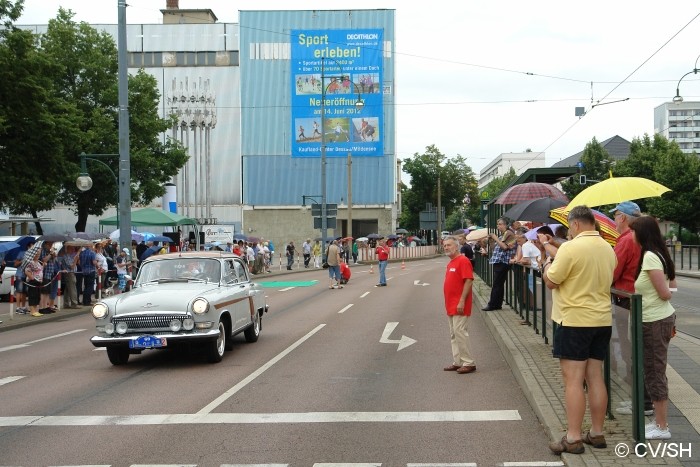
[413,280,430,286]
[0,344,29,353]
[222,465,288,467]
[26,329,86,345]
[380,322,416,351]
[408,464,477,467]
[501,463,564,466]
[0,410,521,427]
[315,464,381,467]
[360,292,370,298]
[197,324,326,415]
[0,376,25,386]
[0,329,86,353]
[278,287,295,292]
[338,304,353,314]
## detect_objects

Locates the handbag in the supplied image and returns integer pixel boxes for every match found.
[322,261,329,269]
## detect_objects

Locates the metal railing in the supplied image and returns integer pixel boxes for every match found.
[475,259,646,440]
[669,244,700,271]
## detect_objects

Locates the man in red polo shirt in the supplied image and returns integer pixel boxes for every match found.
[442,236,476,374]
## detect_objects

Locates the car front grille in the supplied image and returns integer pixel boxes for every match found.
[112,314,187,333]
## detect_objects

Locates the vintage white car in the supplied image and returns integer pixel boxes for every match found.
[90,252,268,365]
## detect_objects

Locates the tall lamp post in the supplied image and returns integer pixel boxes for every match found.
[76,152,119,230]
[116,0,131,252]
[320,57,364,255]
[672,54,700,103]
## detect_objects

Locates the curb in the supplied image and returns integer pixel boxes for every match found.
[472,277,598,466]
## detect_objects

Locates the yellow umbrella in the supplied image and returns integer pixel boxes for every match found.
[567,174,670,208]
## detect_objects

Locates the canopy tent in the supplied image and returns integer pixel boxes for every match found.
[99,208,200,249]
[99,207,198,227]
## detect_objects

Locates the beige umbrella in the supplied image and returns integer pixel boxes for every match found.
[466,228,488,241]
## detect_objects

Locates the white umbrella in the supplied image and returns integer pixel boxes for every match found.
[109,229,144,243]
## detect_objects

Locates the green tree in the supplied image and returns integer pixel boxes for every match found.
[6,8,188,232]
[641,141,699,234]
[560,137,614,202]
[0,1,78,231]
[400,145,478,231]
[614,133,669,213]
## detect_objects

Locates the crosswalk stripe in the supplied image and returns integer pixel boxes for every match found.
[0,410,520,427]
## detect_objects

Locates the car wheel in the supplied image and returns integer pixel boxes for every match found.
[244,310,261,343]
[106,346,129,365]
[206,320,226,363]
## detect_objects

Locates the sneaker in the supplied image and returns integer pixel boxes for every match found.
[30,311,43,317]
[615,406,654,416]
[645,424,671,440]
[549,435,584,454]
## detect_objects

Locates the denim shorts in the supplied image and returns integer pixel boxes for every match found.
[553,325,612,361]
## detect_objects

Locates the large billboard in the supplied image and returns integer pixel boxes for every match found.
[291,29,383,158]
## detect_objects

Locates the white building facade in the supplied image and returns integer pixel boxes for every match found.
[654,101,700,154]
[477,152,545,190]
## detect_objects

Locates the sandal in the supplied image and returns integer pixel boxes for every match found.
[583,430,607,448]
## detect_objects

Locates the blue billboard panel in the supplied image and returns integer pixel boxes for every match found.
[291,29,383,158]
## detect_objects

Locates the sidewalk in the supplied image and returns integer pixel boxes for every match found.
[472,275,700,466]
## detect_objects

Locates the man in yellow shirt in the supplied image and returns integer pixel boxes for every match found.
[542,205,617,455]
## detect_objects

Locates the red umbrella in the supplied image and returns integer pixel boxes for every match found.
[495,182,568,205]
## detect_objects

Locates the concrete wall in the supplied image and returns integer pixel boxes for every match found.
[243,206,393,253]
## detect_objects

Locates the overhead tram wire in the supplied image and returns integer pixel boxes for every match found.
[520,10,700,172]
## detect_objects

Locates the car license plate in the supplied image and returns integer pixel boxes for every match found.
[129,335,167,349]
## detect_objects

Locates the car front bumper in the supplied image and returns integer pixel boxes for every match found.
[90,329,221,347]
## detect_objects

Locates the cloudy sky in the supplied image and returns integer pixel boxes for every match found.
[16,0,700,175]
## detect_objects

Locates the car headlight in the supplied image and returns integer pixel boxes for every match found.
[183,318,195,330]
[92,303,109,319]
[116,322,128,335]
[192,298,209,315]
[169,319,182,332]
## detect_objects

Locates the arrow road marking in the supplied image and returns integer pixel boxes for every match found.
[380,322,416,351]
[413,280,430,286]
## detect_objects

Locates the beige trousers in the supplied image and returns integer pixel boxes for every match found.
[448,314,475,367]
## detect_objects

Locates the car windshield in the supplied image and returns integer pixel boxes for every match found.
[135,258,221,286]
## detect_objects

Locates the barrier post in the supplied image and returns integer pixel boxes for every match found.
[96,272,102,300]
[9,276,15,320]
[57,272,62,311]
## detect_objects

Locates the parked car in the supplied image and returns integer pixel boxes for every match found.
[90,252,268,365]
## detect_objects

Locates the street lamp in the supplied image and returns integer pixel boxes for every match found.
[320,57,364,254]
[77,152,119,230]
[672,54,700,103]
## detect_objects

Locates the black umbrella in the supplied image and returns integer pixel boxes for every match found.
[366,233,383,239]
[37,233,70,242]
[502,197,568,223]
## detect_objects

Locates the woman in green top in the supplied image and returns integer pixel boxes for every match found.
[630,216,677,440]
